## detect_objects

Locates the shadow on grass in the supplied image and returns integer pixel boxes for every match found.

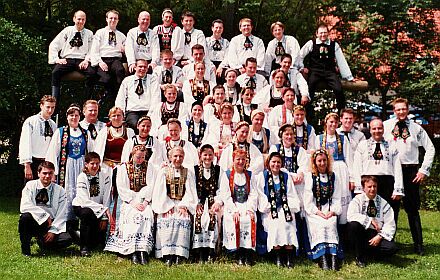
[0,197,20,214]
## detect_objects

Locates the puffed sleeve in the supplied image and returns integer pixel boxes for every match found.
[49,187,67,234]
[151,168,176,214]
[256,173,270,213]
[45,128,62,175]
[379,199,396,241]
[303,172,318,215]
[347,194,372,229]
[246,174,258,212]
[286,173,300,213]
[177,168,198,214]
[19,118,33,164]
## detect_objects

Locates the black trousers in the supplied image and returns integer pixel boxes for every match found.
[52,58,96,87]
[347,221,397,259]
[401,165,423,246]
[97,57,126,98]
[73,206,106,249]
[374,175,400,223]
[125,110,149,133]
[308,69,345,111]
[18,213,71,252]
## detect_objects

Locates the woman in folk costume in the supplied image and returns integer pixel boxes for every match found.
[223,68,242,105]
[72,152,112,257]
[203,84,239,124]
[181,102,209,149]
[267,88,296,140]
[218,121,264,175]
[235,87,258,125]
[304,149,343,271]
[247,109,275,155]
[315,112,353,225]
[268,123,308,253]
[152,146,198,265]
[292,105,316,151]
[255,69,288,113]
[46,104,93,239]
[105,145,155,265]
[204,102,237,159]
[219,149,258,265]
[94,106,135,233]
[256,152,300,268]
[182,62,215,105]
[192,144,223,263]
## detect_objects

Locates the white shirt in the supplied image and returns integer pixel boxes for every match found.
[182,28,207,60]
[125,27,160,66]
[269,68,309,98]
[264,35,300,73]
[383,118,435,175]
[337,127,366,164]
[181,79,216,105]
[182,61,216,82]
[206,36,229,63]
[147,102,191,138]
[48,26,94,63]
[295,38,353,80]
[151,65,185,89]
[347,193,396,241]
[236,73,268,93]
[115,73,159,112]
[19,113,57,164]
[72,171,112,218]
[91,27,126,65]
[353,138,404,195]
[227,34,266,70]
[20,180,67,234]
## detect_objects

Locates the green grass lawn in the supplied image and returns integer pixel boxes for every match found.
[1,197,439,280]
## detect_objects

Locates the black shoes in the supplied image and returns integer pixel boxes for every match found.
[164,255,173,266]
[131,253,140,265]
[21,244,31,257]
[355,257,366,268]
[80,247,91,257]
[285,253,294,268]
[414,244,424,256]
[139,251,148,265]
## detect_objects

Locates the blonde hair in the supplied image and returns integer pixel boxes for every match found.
[310,149,333,176]
[108,106,124,118]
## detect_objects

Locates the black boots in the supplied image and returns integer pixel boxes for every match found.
[320,255,330,270]
[409,214,424,255]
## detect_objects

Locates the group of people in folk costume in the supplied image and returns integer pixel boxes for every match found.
[18,7,435,271]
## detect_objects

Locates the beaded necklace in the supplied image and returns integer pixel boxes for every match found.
[293,123,308,149]
[312,173,334,211]
[188,119,206,147]
[267,171,292,221]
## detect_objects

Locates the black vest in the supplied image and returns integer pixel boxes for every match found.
[309,40,336,72]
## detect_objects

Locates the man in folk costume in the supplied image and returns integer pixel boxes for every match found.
[151,50,185,102]
[19,95,57,181]
[347,175,398,267]
[115,59,160,132]
[79,100,106,148]
[228,18,266,74]
[48,10,95,108]
[19,161,71,256]
[152,146,198,265]
[383,98,435,255]
[125,11,160,73]
[72,152,112,257]
[236,57,268,94]
[180,11,207,66]
[337,108,366,164]
[206,19,230,84]
[354,118,403,223]
[90,10,126,100]
[295,22,354,113]
[182,44,216,82]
